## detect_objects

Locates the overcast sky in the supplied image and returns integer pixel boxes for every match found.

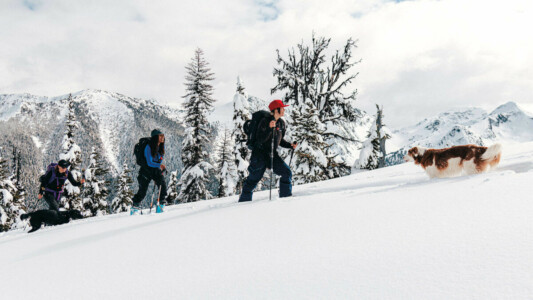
[1,0,532,127]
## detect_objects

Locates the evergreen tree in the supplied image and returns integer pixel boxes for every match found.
[272,35,361,179]
[60,94,83,210]
[216,128,237,197]
[166,170,179,205]
[356,105,391,170]
[0,152,12,231]
[0,151,26,232]
[236,76,247,97]
[82,147,109,217]
[111,164,134,213]
[292,99,330,184]
[232,77,250,193]
[177,48,216,203]
[375,105,391,168]
[9,148,26,228]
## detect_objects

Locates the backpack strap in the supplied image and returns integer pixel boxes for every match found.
[46,163,69,188]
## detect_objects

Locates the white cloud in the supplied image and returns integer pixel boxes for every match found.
[1,0,532,127]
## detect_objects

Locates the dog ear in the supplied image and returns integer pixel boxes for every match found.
[409,147,419,157]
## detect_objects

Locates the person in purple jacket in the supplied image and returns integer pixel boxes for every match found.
[38,159,85,211]
[131,129,167,210]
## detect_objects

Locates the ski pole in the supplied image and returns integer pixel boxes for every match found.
[289,147,296,168]
[270,127,275,201]
[29,198,40,212]
[149,183,156,213]
[157,183,162,206]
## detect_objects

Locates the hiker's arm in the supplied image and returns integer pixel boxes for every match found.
[68,171,83,186]
[280,139,292,149]
[145,144,161,168]
[38,171,52,195]
[279,121,293,149]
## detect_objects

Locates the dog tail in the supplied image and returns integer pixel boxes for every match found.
[20,213,29,220]
[481,143,502,167]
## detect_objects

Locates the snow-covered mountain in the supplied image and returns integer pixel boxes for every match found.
[1,141,532,299]
[0,90,185,204]
[386,102,533,165]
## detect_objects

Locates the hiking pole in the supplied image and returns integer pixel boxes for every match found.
[289,147,296,168]
[156,169,165,207]
[270,127,275,201]
[156,184,162,212]
[149,183,157,214]
[29,197,40,212]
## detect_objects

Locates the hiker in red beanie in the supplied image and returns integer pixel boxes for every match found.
[239,99,297,202]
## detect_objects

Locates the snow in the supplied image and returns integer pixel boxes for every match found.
[0,205,6,225]
[31,135,42,148]
[1,142,532,299]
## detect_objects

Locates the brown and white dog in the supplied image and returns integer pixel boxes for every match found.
[404,144,502,178]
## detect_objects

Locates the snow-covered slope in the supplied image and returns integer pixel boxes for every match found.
[1,142,532,299]
[386,102,533,165]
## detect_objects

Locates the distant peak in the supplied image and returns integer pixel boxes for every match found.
[491,101,520,115]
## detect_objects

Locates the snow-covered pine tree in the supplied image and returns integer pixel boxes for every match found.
[0,151,26,232]
[9,148,26,229]
[0,153,10,231]
[216,128,237,197]
[272,35,361,179]
[82,147,109,217]
[291,99,330,184]
[166,170,179,205]
[375,105,391,168]
[177,48,216,203]
[12,148,25,205]
[356,105,391,170]
[236,76,247,98]
[111,164,134,213]
[60,94,83,211]
[356,124,380,170]
[232,77,250,193]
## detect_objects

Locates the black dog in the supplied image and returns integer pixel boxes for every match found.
[20,209,84,233]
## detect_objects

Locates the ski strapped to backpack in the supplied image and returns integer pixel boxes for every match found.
[133,137,151,167]
[243,110,272,150]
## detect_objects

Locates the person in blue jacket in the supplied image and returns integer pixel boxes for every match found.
[131,129,167,209]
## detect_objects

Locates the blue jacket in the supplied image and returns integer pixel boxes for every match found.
[144,144,163,168]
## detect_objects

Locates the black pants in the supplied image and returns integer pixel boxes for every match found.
[132,167,168,206]
[43,192,61,211]
[239,152,292,202]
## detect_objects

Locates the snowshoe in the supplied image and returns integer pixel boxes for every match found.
[130,206,142,215]
[156,204,165,213]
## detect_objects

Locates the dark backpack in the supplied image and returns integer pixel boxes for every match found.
[133,137,151,167]
[243,110,271,150]
[40,163,69,187]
